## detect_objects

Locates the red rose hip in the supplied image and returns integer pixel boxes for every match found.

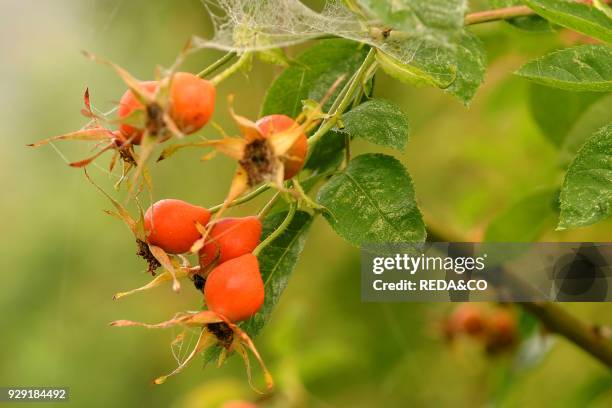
[117,81,158,144]
[256,114,308,179]
[144,199,211,254]
[199,216,262,268]
[169,72,216,135]
[204,254,264,322]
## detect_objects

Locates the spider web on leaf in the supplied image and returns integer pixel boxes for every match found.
[194,0,467,79]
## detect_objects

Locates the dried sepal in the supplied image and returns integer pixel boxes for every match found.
[69,142,115,168]
[83,169,143,240]
[110,310,223,329]
[27,127,113,147]
[148,245,181,292]
[153,330,217,385]
[227,95,263,142]
[112,267,192,300]
[82,51,155,106]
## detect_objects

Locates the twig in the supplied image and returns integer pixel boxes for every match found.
[465,5,534,25]
[426,222,612,369]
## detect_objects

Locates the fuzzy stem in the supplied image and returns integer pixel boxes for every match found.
[197,52,236,78]
[253,202,297,256]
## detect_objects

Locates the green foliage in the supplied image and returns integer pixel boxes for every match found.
[524,0,612,43]
[445,31,487,105]
[516,45,612,91]
[356,0,466,33]
[375,31,485,105]
[360,0,468,90]
[529,83,604,147]
[560,93,612,165]
[484,189,558,241]
[559,123,612,229]
[304,129,346,176]
[491,0,553,32]
[317,153,426,245]
[340,99,410,150]
[376,50,456,88]
[261,39,369,118]
[243,210,313,337]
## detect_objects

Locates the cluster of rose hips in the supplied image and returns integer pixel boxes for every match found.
[143,198,264,322]
[29,54,317,391]
[444,304,518,354]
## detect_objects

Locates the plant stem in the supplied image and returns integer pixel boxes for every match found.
[465,0,610,25]
[465,5,534,25]
[257,191,280,219]
[211,52,252,86]
[253,202,297,256]
[209,184,270,214]
[308,47,377,148]
[522,302,612,367]
[197,52,235,78]
[425,222,612,369]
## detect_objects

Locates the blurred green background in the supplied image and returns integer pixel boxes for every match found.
[2,1,611,407]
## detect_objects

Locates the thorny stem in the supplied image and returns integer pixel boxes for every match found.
[197,52,236,78]
[425,222,612,369]
[253,202,297,256]
[211,52,252,86]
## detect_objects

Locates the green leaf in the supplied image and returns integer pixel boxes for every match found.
[491,0,554,32]
[376,50,456,89]
[261,39,369,118]
[317,153,426,245]
[484,189,559,241]
[516,45,612,91]
[561,93,612,165]
[445,31,487,105]
[242,211,313,337]
[340,99,410,150]
[559,123,612,229]
[524,0,612,43]
[356,0,466,33]
[529,83,604,147]
[359,0,467,89]
[304,129,346,175]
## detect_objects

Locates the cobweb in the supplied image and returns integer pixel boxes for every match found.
[194,0,467,70]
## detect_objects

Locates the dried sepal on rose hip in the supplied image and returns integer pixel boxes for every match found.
[27,89,139,182]
[84,170,204,293]
[110,302,272,391]
[28,49,216,192]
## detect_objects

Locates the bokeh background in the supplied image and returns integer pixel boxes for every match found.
[2,1,611,407]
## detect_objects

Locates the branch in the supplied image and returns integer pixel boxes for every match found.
[466,5,534,25]
[465,0,610,25]
[425,219,612,369]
